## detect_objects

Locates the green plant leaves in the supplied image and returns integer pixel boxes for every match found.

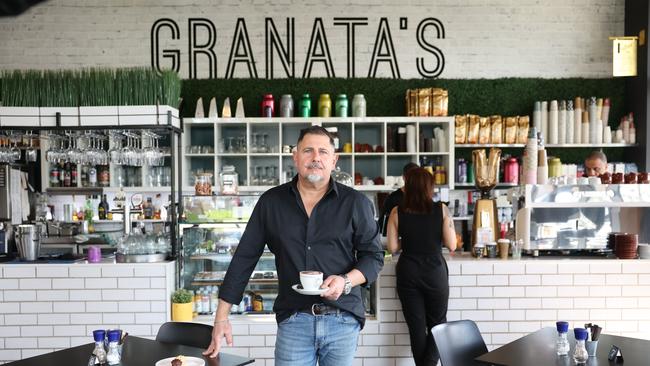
[0,68,181,107]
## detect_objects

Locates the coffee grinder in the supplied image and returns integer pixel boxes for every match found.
[471,148,502,251]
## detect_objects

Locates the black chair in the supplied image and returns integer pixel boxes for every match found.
[155,322,214,349]
[431,319,488,366]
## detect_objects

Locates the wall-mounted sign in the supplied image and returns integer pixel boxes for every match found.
[151,17,446,79]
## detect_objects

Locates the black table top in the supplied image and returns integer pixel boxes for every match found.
[4,335,254,366]
[476,327,650,366]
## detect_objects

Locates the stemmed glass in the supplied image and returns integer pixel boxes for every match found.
[251,133,259,153]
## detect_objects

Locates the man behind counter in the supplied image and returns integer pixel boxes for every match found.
[584,150,608,177]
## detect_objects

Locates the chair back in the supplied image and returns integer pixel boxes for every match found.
[155,322,214,349]
[431,320,488,366]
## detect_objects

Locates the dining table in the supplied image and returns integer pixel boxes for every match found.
[475,327,650,365]
[3,335,255,366]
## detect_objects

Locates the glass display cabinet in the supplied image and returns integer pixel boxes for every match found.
[180,194,378,318]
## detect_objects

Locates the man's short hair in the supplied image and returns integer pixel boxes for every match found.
[403,162,419,176]
[586,150,607,164]
[297,126,335,148]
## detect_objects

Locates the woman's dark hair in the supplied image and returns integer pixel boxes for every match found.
[400,167,434,214]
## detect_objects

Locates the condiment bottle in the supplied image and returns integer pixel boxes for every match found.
[573,328,589,364]
[556,321,570,356]
[91,330,107,365]
[106,330,121,365]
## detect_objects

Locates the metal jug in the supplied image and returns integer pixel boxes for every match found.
[15,224,41,261]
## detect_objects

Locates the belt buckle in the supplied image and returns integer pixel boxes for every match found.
[311,303,320,315]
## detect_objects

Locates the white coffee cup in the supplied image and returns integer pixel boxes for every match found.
[300,271,323,290]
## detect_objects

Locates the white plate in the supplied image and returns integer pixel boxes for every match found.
[292,284,329,296]
[155,356,205,366]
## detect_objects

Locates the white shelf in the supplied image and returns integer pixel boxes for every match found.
[453,216,473,221]
[185,153,214,157]
[183,116,455,189]
[454,182,519,188]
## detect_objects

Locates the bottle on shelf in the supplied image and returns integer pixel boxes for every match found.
[143,197,154,219]
[88,166,97,187]
[98,194,109,220]
[63,163,71,187]
[84,197,95,233]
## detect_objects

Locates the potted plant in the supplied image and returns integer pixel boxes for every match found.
[171,289,194,322]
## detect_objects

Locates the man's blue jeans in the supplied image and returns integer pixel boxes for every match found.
[274,311,361,366]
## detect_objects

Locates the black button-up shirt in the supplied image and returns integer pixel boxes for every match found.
[218,176,384,327]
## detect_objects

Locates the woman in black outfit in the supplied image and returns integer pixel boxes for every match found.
[386,167,457,366]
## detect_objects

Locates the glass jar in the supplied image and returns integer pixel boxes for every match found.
[352,94,366,117]
[98,166,110,187]
[549,157,562,178]
[325,127,340,151]
[331,166,353,187]
[194,173,213,196]
[335,94,348,117]
[220,165,239,195]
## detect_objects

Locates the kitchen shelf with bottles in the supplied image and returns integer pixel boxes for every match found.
[182,116,455,192]
[179,193,379,319]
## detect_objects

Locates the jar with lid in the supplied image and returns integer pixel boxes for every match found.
[504,157,519,184]
[318,94,332,117]
[220,165,239,195]
[456,158,467,183]
[299,94,311,117]
[335,94,348,117]
[98,166,110,187]
[261,94,275,117]
[549,157,562,178]
[352,94,366,117]
[194,173,213,196]
[325,127,340,151]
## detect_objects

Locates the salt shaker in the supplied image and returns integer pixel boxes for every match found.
[573,328,589,364]
[556,321,570,356]
[106,330,121,365]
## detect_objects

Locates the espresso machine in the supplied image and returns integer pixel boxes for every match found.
[471,148,502,248]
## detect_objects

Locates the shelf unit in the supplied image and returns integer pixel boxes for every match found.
[182,116,455,191]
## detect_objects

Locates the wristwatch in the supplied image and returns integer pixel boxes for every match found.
[341,274,352,295]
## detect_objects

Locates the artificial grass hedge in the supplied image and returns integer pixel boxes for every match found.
[181,77,629,163]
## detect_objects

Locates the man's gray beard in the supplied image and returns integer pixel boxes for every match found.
[306,174,323,183]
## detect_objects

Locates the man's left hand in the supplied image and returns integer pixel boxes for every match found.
[320,275,345,301]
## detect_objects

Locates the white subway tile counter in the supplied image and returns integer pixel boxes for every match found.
[0,261,175,364]
[4,256,650,366]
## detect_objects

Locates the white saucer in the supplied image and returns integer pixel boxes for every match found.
[292,284,329,295]
[155,356,205,366]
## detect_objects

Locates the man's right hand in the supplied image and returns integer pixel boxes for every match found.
[202,319,233,358]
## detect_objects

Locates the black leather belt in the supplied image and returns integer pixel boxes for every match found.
[299,303,341,316]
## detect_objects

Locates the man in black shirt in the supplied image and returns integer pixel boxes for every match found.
[378,162,419,235]
[204,126,384,366]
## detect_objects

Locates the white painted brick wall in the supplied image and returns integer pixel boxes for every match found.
[0,262,175,363]
[0,0,623,79]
